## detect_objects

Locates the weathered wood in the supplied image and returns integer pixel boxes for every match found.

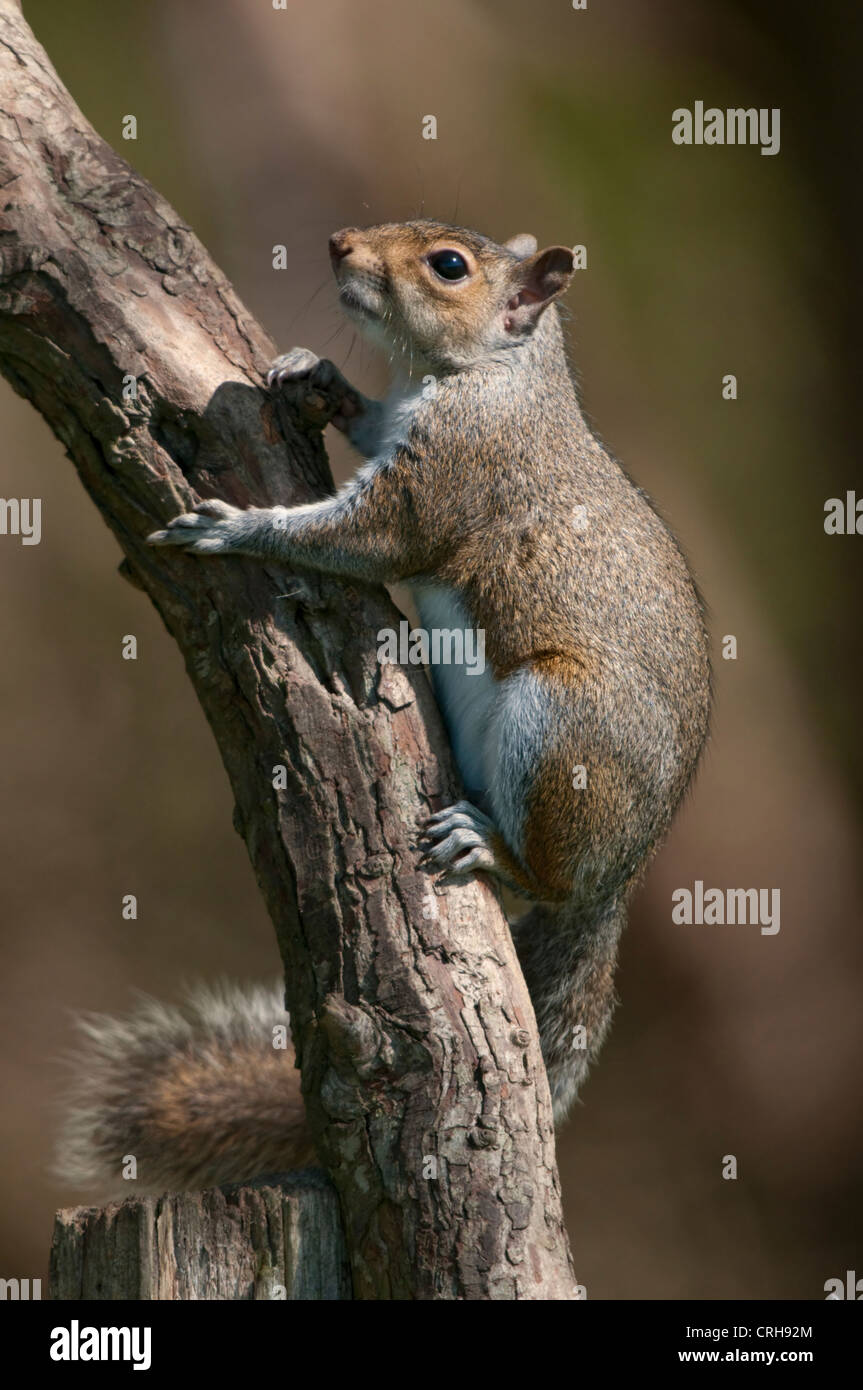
[0,0,577,1297]
[50,1171,351,1301]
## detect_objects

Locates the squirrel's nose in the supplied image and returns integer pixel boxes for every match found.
[329,229,356,263]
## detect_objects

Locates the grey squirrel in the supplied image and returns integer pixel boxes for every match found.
[58,220,711,1195]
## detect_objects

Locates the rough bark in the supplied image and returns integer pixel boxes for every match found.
[0,0,577,1298]
[50,1172,351,1301]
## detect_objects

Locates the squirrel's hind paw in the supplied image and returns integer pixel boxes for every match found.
[419,799,498,876]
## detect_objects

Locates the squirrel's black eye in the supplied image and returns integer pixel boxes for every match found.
[428,249,469,281]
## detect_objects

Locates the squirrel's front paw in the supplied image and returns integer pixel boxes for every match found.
[267,347,361,429]
[147,499,246,554]
[267,346,322,389]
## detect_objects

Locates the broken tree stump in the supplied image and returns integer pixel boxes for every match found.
[49,1170,350,1301]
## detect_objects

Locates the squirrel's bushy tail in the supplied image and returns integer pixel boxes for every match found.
[56,912,620,1195]
[510,898,625,1123]
[56,981,314,1196]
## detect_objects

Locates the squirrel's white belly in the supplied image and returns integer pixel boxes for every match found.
[409,581,498,799]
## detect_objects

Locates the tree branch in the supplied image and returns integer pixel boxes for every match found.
[0,0,577,1298]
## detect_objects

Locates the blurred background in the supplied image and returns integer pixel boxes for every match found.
[1,0,861,1299]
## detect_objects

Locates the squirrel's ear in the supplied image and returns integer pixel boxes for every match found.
[505,245,575,332]
[503,232,538,260]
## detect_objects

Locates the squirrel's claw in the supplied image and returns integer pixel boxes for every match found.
[267,347,320,389]
[267,348,362,431]
[418,800,498,877]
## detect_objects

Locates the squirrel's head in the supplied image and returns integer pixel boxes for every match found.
[329,220,575,372]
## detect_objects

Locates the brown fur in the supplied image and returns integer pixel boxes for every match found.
[136,219,713,1157]
[57,983,314,1194]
